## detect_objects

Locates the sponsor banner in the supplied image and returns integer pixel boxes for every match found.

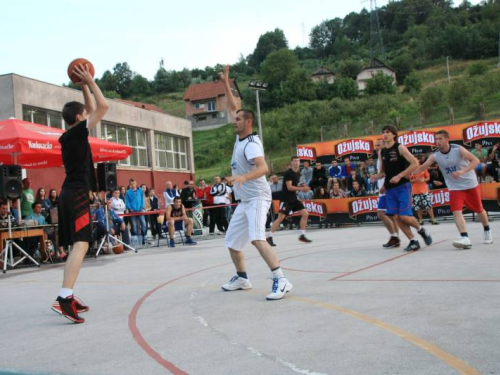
[462,122,500,145]
[288,200,327,220]
[191,201,204,230]
[398,130,435,155]
[334,139,374,159]
[296,146,316,160]
[429,189,450,207]
[348,196,379,218]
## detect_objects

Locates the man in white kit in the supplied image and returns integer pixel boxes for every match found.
[219,65,293,300]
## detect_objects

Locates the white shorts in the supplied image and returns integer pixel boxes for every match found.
[224,199,270,250]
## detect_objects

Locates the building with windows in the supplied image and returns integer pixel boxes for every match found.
[0,73,195,197]
[183,79,241,130]
[356,58,396,91]
[311,66,335,84]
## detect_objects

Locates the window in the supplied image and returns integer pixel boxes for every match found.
[101,122,149,167]
[155,133,188,170]
[207,101,216,111]
[194,103,205,109]
[22,105,64,128]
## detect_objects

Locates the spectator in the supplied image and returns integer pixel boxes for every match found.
[35,188,50,219]
[209,176,228,234]
[119,186,127,201]
[164,196,197,247]
[297,183,314,200]
[107,206,130,245]
[25,202,48,261]
[222,177,233,222]
[181,180,197,210]
[125,179,147,245]
[310,161,327,189]
[195,179,212,227]
[314,186,329,199]
[410,156,438,225]
[141,184,150,233]
[359,161,370,193]
[348,180,366,197]
[21,178,34,218]
[428,161,447,190]
[328,159,342,179]
[471,142,488,182]
[330,181,346,199]
[269,175,282,194]
[163,181,179,207]
[109,188,126,215]
[300,160,313,186]
[340,157,357,190]
[0,201,10,225]
[366,158,378,193]
[147,188,160,239]
[487,141,500,182]
[347,169,365,191]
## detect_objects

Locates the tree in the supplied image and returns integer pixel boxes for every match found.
[96,70,117,92]
[403,72,422,94]
[130,74,151,96]
[391,53,414,83]
[364,72,396,95]
[282,68,317,104]
[335,78,358,100]
[113,62,133,98]
[153,68,173,93]
[261,49,298,87]
[249,28,288,68]
[339,59,363,79]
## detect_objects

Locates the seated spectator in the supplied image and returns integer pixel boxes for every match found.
[25,202,46,225]
[25,202,49,261]
[109,189,126,214]
[328,160,342,179]
[300,160,313,186]
[297,183,314,200]
[164,197,197,247]
[428,162,447,190]
[340,157,357,190]
[329,181,346,199]
[314,186,330,199]
[107,202,131,245]
[348,180,366,197]
[347,169,365,191]
[0,201,11,225]
[471,142,488,181]
[310,161,327,189]
[269,175,282,194]
[487,141,500,182]
[35,188,49,219]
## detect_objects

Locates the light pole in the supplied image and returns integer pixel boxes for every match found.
[320,125,336,142]
[249,80,268,145]
[446,56,451,85]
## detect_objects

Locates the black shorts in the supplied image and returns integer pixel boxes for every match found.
[279,201,305,216]
[58,187,93,246]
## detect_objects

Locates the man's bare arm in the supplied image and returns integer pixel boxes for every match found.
[286,180,310,192]
[413,154,436,175]
[218,65,239,120]
[399,144,419,177]
[81,85,95,114]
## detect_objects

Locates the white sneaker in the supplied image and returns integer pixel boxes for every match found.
[266,277,293,300]
[221,276,252,291]
[484,230,493,244]
[452,236,472,249]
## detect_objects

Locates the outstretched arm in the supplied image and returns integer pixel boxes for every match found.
[219,65,239,120]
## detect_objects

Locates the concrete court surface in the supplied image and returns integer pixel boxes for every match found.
[0,220,499,375]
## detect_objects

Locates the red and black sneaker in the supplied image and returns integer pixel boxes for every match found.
[383,237,401,248]
[51,295,89,314]
[298,234,312,243]
[51,296,85,324]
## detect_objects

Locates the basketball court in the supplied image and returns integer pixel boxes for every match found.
[1,220,499,375]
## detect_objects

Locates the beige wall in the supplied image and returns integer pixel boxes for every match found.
[356,68,396,91]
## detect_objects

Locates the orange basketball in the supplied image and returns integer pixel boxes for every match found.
[112,244,124,254]
[67,58,95,84]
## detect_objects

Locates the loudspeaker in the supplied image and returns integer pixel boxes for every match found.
[97,163,117,192]
[0,165,22,200]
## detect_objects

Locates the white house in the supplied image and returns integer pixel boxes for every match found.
[356,58,396,91]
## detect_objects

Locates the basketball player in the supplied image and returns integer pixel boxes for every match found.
[374,125,432,252]
[267,156,312,246]
[50,64,109,323]
[413,130,493,249]
[165,196,197,247]
[219,65,292,300]
[371,138,400,248]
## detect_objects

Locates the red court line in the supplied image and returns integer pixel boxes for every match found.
[334,279,500,282]
[281,267,347,274]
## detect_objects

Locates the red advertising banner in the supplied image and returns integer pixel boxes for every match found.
[296,146,317,160]
[429,189,450,207]
[398,130,436,148]
[288,200,327,220]
[333,139,374,159]
[348,196,379,218]
[462,121,500,145]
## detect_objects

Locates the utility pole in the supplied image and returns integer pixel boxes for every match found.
[446,56,451,85]
[370,0,385,60]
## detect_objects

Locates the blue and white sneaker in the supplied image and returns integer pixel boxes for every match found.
[266,277,293,300]
[185,237,197,245]
[169,239,175,248]
[221,276,252,291]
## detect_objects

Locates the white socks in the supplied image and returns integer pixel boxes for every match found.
[390,233,398,238]
[59,288,73,298]
[267,232,274,237]
[272,267,284,279]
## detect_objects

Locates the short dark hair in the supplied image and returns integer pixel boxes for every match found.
[435,130,450,138]
[382,125,398,138]
[32,202,42,209]
[0,201,7,207]
[173,196,182,202]
[236,109,255,125]
[62,101,86,126]
[291,156,300,161]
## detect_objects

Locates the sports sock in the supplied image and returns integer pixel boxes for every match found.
[267,232,274,237]
[460,232,468,237]
[237,271,248,279]
[390,233,398,238]
[484,225,490,231]
[271,267,284,279]
[300,230,306,235]
[59,288,73,299]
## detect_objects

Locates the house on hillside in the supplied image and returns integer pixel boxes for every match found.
[183,80,242,130]
[356,58,396,91]
[311,66,335,84]
[116,99,166,114]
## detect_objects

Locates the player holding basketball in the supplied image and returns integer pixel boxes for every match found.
[413,130,493,249]
[51,64,109,323]
[219,65,292,300]
[267,156,312,246]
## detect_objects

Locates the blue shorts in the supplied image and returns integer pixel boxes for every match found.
[377,195,387,211]
[476,164,484,172]
[386,183,413,216]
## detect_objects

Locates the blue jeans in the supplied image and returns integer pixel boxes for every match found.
[130,213,147,240]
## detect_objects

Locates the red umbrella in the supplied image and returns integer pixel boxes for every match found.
[0,118,132,168]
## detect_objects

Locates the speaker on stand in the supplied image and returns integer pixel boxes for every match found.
[97,162,117,192]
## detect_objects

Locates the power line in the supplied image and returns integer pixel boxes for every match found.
[370,0,385,60]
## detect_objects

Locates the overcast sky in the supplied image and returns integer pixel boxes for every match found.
[0,0,485,85]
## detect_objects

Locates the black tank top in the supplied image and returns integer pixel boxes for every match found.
[382,142,409,189]
[170,205,183,218]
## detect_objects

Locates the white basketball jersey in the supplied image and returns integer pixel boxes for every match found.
[230,134,272,202]
[434,144,478,191]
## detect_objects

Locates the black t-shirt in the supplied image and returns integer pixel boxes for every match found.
[59,120,97,191]
[381,142,409,189]
[282,168,301,203]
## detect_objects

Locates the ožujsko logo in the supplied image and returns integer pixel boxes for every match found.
[348,196,379,218]
[398,130,435,147]
[429,189,450,207]
[463,122,500,145]
[289,200,327,220]
[296,146,316,160]
[334,139,373,158]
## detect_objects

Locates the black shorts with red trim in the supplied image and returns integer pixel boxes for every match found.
[279,200,305,216]
[58,187,92,246]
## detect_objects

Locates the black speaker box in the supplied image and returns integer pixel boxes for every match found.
[0,165,22,200]
[97,163,117,192]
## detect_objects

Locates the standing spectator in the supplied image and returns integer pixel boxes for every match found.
[126,179,147,245]
[21,178,34,218]
[35,188,50,219]
[119,186,127,201]
[340,157,357,190]
[148,188,161,239]
[314,186,330,199]
[300,160,313,186]
[330,181,346,198]
[163,181,179,207]
[348,180,366,197]
[487,141,500,182]
[328,159,342,179]
[366,158,378,193]
[471,142,488,182]
[310,161,327,189]
[209,176,228,234]
[181,180,197,210]
[410,156,438,226]
[223,178,234,222]
[196,179,212,227]
[429,161,447,190]
[269,175,282,194]
[141,184,150,233]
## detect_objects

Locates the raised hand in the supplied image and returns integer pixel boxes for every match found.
[218,65,230,84]
[72,63,94,86]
